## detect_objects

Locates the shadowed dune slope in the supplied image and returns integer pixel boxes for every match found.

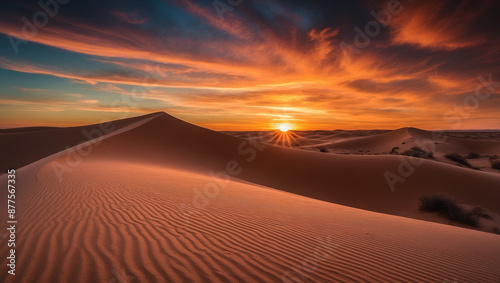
[0,112,162,172]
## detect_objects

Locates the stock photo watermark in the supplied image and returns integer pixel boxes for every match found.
[8,0,71,54]
[341,0,411,62]
[5,169,17,276]
[213,0,243,21]
[178,135,266,222]
[281,235,339,283]
[109,268,135,283]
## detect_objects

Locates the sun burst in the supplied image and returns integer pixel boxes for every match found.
[279,124,290,132]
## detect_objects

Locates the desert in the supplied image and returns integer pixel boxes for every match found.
[1,112,499,282]
[1,0,500,282]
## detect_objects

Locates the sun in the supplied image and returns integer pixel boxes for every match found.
[279,124,290,132]
[271,123,300,147]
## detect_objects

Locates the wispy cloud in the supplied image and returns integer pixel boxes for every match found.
[390,0,493,50]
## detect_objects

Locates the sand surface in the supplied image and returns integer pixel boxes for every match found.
[1,112,499,282]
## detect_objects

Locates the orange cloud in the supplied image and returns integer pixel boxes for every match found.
[390,1,490,50]
[1,0,499,130]
[308,27,340,60]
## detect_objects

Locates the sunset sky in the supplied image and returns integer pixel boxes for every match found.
[0,0,499,130]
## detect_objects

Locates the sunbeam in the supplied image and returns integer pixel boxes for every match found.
[271,129,301,147]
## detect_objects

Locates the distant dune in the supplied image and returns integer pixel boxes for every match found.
[290,127,500,156]
[1,112,499,282]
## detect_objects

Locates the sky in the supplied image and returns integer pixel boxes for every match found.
[0,0,499,130]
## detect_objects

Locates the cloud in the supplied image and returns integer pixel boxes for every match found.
[80,99,99,104]
[112,10,150,25]
[65,93,83,98]
[15,87,51,93]
[0,0,499,129]
[390,0,494,50]
[308,27,340,59]
[344,78,443,96]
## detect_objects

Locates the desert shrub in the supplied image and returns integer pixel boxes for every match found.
[489,155,499,161]
[390,147,399,154]
[466,152,481,159]
[318,146,329,153]
[472,206,492,219]
[445,153,474,168]
[493,228,500,235]
[402,146,433,159]
[491,160,500,170]
[419,194,478,227]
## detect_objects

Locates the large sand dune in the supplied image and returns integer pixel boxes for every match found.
[1,112,499,282]
[85,113,500,226]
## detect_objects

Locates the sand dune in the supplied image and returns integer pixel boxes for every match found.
[326,127,413,153]
[319,127,500,156]
[1,158,499,282]
[408,127,500,156]
[79,113,500,228]
[1,112,499,282]
[0,112,162,172]
[5,112,499,228]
